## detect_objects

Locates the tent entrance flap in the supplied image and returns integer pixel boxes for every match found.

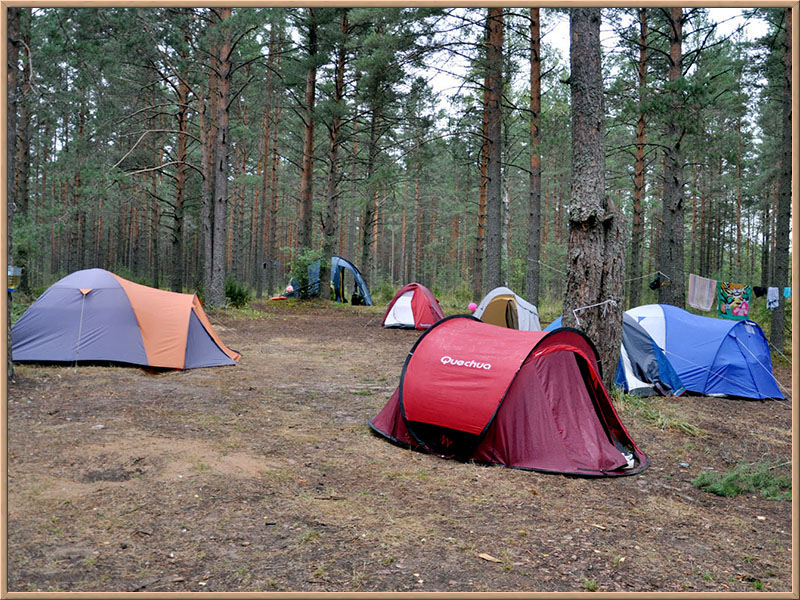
[505,300,518,329]
[404,422,482,457]
[384,291,414,327]
[481,295,516,328]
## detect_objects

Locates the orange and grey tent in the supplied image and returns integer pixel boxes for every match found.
[11,268,241,370]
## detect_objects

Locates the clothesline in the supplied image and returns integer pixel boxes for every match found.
[625,270,670,283]
[537,260,567,275]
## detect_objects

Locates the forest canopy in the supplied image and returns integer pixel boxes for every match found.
[5,7,792,347]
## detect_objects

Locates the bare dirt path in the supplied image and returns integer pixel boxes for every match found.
[6,300,793,592]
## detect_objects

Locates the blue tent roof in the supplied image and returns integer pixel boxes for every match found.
[626,304,783,400]
[286,256,373,305]
[544,315,685,397]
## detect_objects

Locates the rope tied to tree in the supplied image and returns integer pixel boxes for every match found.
[572,298,619,326]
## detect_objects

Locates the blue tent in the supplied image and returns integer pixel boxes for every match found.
[545,315,685,397]
[285,256,373,306]
[626,304,783,400]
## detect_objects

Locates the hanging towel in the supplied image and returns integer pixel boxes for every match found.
[717,281,751,320]
[784,287,792,298]
[766,287,780,310]
[752,286,767,298]
[688,274,717,311]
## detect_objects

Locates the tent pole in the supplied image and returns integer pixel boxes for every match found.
[74,293,87,373]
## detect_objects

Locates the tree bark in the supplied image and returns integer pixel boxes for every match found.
[484,8,503,291]
[657,7,685,307]
[320,10,349,298]
[298,8,318,254]
[563,8,626,390]
[265,31,283,295]
[208,7,233,307]
[13,8,31,295]
[255,28,277,298]
[628,7,647,309]
[171,55,190,292]
[473,82,488,300]
[525,7,542,306]
[201,62,218,300]
[360,104,381,288]
[769,7,791,352]
[7,6,20,377]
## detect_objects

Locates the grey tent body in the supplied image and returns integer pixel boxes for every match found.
[474,287,541,331]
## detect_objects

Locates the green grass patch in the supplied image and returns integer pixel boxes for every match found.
[612,389,704,437]
[692,460,791,500]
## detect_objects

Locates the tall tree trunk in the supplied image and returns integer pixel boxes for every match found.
[265,31,283,295]
[760,189,770,287]
[298,8,318,254]
[255,28,277,298]
[7,6,20,376]
[735,117,742,280]
[320,10,349,298]
[628,7,647,309]
[525,7,542,306]
[13,8,31,295]
[563,8,626,390]
[484,7,504,291]
[208,7,233,307]
[201,61,219,299]
[657,7,685,307]
[689,162,698,276]
[171,58,190,292]
[769,7,791,352]
[473,83,488,300]
[360,105,381,287]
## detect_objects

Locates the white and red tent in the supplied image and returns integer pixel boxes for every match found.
[382,283,444,330]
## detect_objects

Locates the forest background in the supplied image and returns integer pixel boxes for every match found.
[4,6,793,368]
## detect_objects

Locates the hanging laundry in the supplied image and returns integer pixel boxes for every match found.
[752,286,767,298]
[784,287,792,299]
[766,287,780,310]
[687,274,717,311]
[717,281,751,320]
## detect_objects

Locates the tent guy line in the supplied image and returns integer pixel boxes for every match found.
[572,298,619,326]
[734,338,791,398]
[659,347,772,399]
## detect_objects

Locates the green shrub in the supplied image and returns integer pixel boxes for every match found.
[371,279,397,305]
[286,248,324,300]
[692,460,791,500]
[225,277,251,308]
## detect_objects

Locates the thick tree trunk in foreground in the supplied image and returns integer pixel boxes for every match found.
[563,8,626,390]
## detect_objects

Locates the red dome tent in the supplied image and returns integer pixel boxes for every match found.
[382,283,444,330]
[370,316,648,477]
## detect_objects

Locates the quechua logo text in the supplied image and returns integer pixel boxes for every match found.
[439,356,491,370]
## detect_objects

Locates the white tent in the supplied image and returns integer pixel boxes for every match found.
[474,286,541,331]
